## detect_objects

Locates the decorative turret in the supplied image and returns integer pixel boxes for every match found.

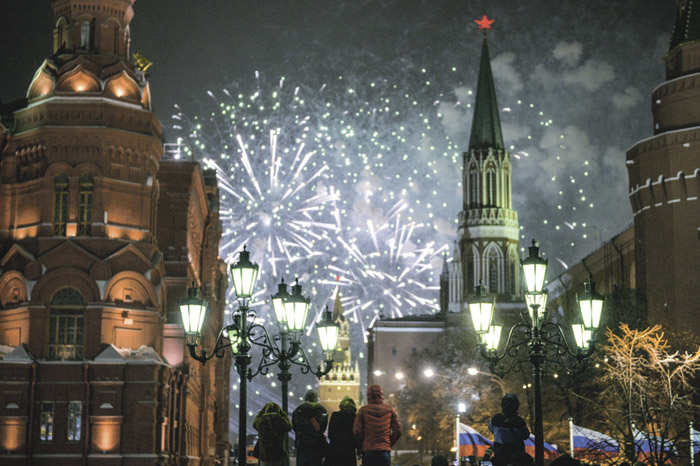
[669,0,700,51]
[454,16,519,303]
[25,0,151,110]
[51,0,135,58]
[666,0,700,79]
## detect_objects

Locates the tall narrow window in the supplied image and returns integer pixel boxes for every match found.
[78,173,93,236]
[469,165,478,207]
[466,249,476,294]
[489,263,498,293]
[80,21,90,48]
[487,249,499,293]
[67,401,82,441]
[486,168,497,206]
[48,288,85,360]
[504,172,511,209]
[114,25,120,54]
[40,402,54,441]
[53,173,68,236]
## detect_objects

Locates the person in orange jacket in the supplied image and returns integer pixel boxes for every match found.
[352,385,402,466]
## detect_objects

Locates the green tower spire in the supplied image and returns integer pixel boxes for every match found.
[670,0,700,50]
[468,34,504,151]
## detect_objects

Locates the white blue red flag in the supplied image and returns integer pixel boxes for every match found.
[691,424,700,457]
[571,423,619,453]
[458,423,493,457]
[524,434,559,461]
[633,428,676,463]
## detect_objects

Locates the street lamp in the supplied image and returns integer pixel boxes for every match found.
[469,239,605,466]
[466,367,506,396]
[180,245,339,466]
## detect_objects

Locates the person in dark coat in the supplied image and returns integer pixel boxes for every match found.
[549,454,580,466]
[293,389,328,466]
[506,451,535,466]
[253,402,293,466]
[326,396,358,466]
[488,394,530,466]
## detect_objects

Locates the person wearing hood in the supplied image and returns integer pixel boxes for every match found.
[353,385,402,466]
[293,389,328,466]
[253,402,293,466]
[326,396,359,466]
[489,394,530,466]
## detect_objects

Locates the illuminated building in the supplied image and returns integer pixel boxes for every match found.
[319,288,361,413]
[0,1,230,464]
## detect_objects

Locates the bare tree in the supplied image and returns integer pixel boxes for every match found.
[586,324,700,465]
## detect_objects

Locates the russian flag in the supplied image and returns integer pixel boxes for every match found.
[634,429,676,462]
[458,423,493,457]
[524,434,559,461]
[691,425,700,456]
[571,423,619,454]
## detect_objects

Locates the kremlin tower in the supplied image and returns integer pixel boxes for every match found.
[319,287,361,414]
[441,17,520,314]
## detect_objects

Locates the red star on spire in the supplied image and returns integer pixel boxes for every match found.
[474,15,495,32]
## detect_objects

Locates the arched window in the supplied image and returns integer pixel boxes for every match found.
[469,165,478,207]
[55,17,70,52]
[48,288,85,360]
[78,173,93,236]
[486,167,497,206]
[80,21,91,48]
[53,174,68,236]
[509,260,517,295]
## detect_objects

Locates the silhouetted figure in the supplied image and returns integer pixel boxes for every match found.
[253,402,293,466]
[353,385,402,466]
[293,389,328,466]
[431,455,449,466]
[549,454,580,466]
[489,394,530,466]
[326,396,358,466]
[506,451,534,466]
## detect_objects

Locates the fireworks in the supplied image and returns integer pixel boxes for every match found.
[172,60,629,427]
[322,200,448,340]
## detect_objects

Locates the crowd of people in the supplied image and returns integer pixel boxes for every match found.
[252,384,401,466]
[249,388,608,466]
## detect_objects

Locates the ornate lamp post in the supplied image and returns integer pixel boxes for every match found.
[469,240,604,466]
[179,246,339,466]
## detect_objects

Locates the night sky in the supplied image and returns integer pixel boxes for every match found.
[0,0,678,433]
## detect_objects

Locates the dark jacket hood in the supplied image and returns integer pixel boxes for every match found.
[501,393,520,416]
[339,396,357,413]
[305,389,319,402]
[367,384,384,404]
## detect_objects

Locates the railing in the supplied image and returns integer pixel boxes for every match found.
[48,344,83,360]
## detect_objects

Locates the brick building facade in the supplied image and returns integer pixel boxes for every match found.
[0,1,230,464]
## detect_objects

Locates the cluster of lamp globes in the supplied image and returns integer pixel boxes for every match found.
[177,245,340,359]
[468,240,605,353]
